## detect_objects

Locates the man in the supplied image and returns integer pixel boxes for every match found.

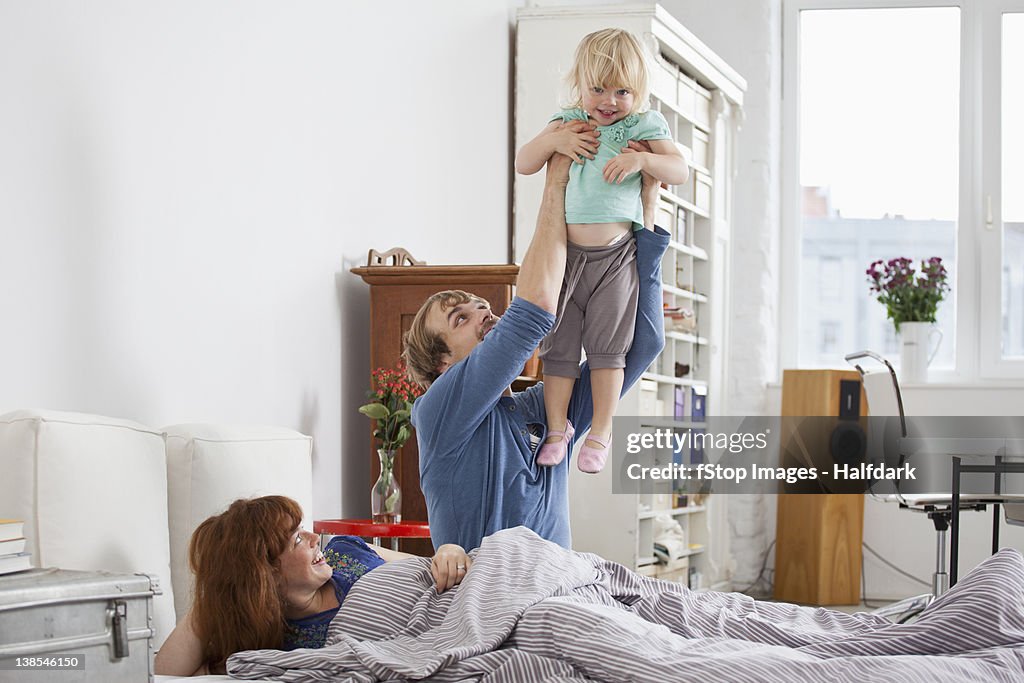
[404,134,669,551]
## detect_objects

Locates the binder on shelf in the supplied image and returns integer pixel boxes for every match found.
[672,426,686,467]
[673,387,686,418]
[690,385,707,419]
[675,206,687,242]
[690,427,706,465]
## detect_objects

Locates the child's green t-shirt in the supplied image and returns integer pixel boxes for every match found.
[551,108,672,229]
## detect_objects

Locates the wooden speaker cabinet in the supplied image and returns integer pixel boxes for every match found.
[351,262,528,555]
[773,369,866,605]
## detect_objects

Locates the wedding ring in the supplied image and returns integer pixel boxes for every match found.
[456,564,466,571]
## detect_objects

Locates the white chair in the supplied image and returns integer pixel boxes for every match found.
[848,351,1024,599]
[844,351,970,620]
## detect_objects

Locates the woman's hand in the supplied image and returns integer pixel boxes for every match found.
[548,120,600,165]
[430,543,472,593]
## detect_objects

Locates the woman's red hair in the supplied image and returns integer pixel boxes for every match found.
[187,495,303,672]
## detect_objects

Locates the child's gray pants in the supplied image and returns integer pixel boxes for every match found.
[539,235,639,378]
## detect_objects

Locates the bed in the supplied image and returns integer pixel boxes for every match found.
[225,527,1024,682]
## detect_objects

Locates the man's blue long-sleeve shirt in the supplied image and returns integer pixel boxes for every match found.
[411,226,669,550]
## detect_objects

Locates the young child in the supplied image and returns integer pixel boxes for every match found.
[515,28,688,473]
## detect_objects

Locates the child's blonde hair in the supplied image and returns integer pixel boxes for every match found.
[566,28,650,114]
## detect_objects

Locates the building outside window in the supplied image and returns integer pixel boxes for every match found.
[819,320,840,355]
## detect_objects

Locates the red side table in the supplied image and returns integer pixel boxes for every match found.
[314,518,431,552]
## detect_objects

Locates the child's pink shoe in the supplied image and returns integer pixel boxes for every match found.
[537,420,574,467]
[577,433,610,473]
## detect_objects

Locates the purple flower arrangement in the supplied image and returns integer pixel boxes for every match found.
[866,257,950,330]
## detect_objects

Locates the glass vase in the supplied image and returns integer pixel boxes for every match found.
[371,448,402,524]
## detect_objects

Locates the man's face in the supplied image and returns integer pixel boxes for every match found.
[425,296,498,375]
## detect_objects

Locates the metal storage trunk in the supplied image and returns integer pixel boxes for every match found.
[0,568,159,682]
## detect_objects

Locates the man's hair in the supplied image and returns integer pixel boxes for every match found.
[566,28,650,114]
[402,289,487,388]
[188,495,304,673]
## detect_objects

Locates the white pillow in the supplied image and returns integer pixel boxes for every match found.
[163,423,313,621]
[0,409,176,648]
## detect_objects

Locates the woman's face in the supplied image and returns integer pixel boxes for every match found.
[277,527,332,591]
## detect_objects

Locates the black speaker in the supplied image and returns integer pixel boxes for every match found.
[779,371,868,493]
[830,379,866,467]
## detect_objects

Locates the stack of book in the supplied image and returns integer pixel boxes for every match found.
[0,519,31,575]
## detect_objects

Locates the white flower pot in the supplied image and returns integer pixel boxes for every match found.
[898,321,942,384]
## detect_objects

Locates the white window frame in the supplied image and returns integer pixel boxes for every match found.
[980,0,1024,378]
[781,0,1024,382]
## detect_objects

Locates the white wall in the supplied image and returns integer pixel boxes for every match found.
[0,0,517,520]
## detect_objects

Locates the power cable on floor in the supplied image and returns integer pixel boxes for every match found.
[861,542,930,609]
[738,540,775,595]
[862,543,930,586]
[861,551,888,609]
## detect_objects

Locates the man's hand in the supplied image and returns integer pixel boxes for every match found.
[544,148,573,188]
[548,120,599,165]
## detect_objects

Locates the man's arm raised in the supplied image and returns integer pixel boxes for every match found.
[514,153,572,314]
[411,154,571,449]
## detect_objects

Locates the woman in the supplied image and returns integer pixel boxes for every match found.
[154,496,471,676]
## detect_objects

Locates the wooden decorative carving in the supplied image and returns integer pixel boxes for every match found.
[366,247,425,267]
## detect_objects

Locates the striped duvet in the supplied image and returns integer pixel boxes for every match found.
[228,526,1024,682]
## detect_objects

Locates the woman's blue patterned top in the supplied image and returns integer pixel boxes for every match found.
[282,535,385,650]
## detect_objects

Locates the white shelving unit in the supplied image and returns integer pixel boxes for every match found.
[514,3,745,592]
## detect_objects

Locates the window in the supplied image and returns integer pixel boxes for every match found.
[783,0,1024,380]
[883,324,899,356]
[819,320,840,354]
[1000,13,1024,359]
[819,257,842,302]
